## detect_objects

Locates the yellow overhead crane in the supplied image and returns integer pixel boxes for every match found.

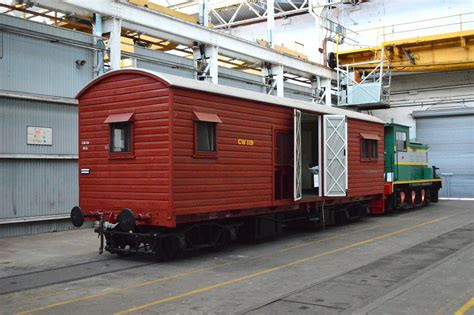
[337,30,474,72]
[129,0,202,25]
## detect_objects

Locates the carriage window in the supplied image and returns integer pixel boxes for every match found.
[396,131,407,152]
[104,113,134,155]
[110,122,132,153]
[193,112,221,158]
[361,139,378,160]
[196,122,216,152]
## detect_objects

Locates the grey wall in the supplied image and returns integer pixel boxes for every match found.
[366,70,474,138]
[0,15,93,237]
[134,47,194,78]
[367,70,474,199]
[0,14,94,98]
[0,98,77,155]
[415,110,474,199]
[0,159,78,220]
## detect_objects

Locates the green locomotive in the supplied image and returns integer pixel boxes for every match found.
[383,122,442,211]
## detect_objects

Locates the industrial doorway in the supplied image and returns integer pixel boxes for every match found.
[294,110,321,200]
[301,112,321,198]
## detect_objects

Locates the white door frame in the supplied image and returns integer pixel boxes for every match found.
[294,109,302,201]
[323,115,348,197]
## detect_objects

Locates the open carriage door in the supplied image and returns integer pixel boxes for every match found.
[323,115,348,197]
[294,109,302,201]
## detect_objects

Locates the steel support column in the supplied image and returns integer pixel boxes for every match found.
[323,78,332,106]
[311,76,323,104]
[206,45,218,84]
[272,64,284,97]
[262,63,284,97]
[103,18,121,70]
[34,0,335,80]
[199,0,209,27]
[92,14,104,76]
[193,44,219,83]
[267,0,274,48]
[311,76,332,105]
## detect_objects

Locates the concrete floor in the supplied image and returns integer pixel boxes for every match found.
[0,200,473,315]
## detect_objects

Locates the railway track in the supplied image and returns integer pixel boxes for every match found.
[243,224,474,314]
[0,257,156,295]
[2,203,472,315]
[0,208,439,296]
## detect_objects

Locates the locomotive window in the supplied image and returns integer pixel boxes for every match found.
[110,122,132,153]
[361,139,378,160]
[196,122,216,153]
[396,131,407,152]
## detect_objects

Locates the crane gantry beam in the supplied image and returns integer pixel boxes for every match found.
[337,30,474,72]
[33,0,335,80]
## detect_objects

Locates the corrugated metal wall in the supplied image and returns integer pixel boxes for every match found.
[0,15,93,237]
[0,159,77,220]
[415,109,474,198]
[134,47,194,78]
[0,14,94,98]
[0,98,77,155]
[0,220,91,238]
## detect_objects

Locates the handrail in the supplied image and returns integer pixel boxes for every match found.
[355,12,474,33]
[343,12,474,49]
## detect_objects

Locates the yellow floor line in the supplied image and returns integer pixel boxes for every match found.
[434,286,474,315]
[15,235,345,315]
[115,215,451,314]
[15,213,449,315]
[454,298,474,315]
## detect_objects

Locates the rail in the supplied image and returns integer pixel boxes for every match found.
[341,12,474,50]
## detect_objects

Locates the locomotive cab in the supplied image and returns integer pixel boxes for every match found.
[383,122,442,211]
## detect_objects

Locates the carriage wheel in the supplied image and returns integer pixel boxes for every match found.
[213,228,231,251]
[399,191,406,209]
[155,235,182,261]
[411,190,416,207]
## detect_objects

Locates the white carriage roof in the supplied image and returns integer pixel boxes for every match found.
[81,69,386,124]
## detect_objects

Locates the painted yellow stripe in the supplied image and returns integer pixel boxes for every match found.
[395,162,429,166]
[20,224,393,314]
[454,298,474,315]
[14,232,347,314]
[115,215,452,315]
[393,179,442,185]
[15,215,445,315]
[407,148,428,153]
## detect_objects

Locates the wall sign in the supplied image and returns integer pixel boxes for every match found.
[237,139,254,146]
[27,126,53,145]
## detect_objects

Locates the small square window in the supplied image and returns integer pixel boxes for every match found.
[110,122,132,153]
[361,139,378,160]
[396,131,407,151]
[196,122,216,153]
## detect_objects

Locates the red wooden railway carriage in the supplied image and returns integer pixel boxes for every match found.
[71,69,385,257]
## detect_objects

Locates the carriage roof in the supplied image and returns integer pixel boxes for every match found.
[77,68,386,125]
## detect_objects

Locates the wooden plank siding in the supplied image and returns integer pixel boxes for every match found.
[347,118,385,197]
[77,70,385,228]
[171,88,293,216]
[78,73,172,226]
